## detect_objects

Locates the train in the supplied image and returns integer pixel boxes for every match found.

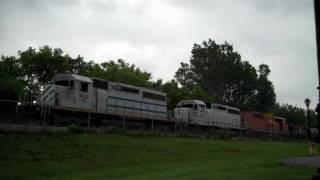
[175,100,243,129]
[38,73,289,134]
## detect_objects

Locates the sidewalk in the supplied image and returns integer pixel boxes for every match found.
[281,156,320,167]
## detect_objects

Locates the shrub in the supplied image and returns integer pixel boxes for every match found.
[67,124,86,134]
[102,126,126,134]
[219,131,230,140]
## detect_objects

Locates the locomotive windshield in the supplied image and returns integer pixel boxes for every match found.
[177,104,205,110]
[55,80,69,86]
[181,104,194,108]
[80,82,88,92]
[228,109,240,115]
[54,80,74,88]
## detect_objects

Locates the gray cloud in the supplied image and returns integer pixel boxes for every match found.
[0,0,317,108]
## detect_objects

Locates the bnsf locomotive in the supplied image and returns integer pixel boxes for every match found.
[39,73,288,133]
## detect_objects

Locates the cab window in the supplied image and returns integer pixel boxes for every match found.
[181,104,193,108]
[193,104,198,110]
[200,105,205,112]
[70,80,74,88]
[55,80,69,86]
[80,82,88,92]
[228,109,240,115]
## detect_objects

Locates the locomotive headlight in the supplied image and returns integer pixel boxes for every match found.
[33,100,37,104]
[17,102,21,106]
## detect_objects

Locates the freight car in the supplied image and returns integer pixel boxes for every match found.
[241,111,289,134]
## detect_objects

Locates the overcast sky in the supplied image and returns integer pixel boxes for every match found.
[0,0,318,108]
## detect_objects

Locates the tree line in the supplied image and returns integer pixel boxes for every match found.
[0,39,316,126]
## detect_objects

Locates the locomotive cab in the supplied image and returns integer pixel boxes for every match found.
[41,74,94,111]
[174,100,207,124]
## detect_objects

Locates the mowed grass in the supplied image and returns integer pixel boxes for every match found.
[0,134,315,180]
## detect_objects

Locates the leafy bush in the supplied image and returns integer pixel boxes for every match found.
[218,131,230,140]
[102,126,126,134]
[68,124,86,134]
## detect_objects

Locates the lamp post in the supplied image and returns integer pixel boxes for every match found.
[314,0,320,144]
[305,98,311,141]
[310,1,319,177]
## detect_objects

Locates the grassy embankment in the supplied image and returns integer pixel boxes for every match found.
[0,134,315,180]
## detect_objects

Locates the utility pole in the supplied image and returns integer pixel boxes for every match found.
[314,0,320,143]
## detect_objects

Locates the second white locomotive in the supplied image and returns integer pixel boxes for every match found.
[174,100,242,129]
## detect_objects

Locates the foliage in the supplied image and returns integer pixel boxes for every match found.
[0,56,26,115]
[18,46,69,90]
[175,39,276,110]
[67,124,87,134]
[0,76,25,100]
[156,80,213,110]
[252,64,276,112]
[174,62,197,89]
[66,55,91,75]
[85,59,153,88]
[0,56,25,100]
[273,103,317,126]
[0,46,154,101]
[0,56,21,78]
[12,46,153,95]
[159,80,186,110]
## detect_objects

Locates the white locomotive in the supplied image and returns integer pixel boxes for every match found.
[174,100,242,129]
[40,74,167,121]
[40,73,242,129]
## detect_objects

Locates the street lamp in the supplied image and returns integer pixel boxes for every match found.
[316,103,320,143]
[305,98,311,141]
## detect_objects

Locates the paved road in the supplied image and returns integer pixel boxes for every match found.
[282,156,320,167]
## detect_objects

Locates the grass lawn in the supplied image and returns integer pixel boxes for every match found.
[0,134,316,180]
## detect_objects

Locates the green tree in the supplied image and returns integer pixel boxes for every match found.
[156,79,213,110]
[0,56,25,100]
[0,56,25,115]
[16,46,154,91]
[175,39,259,109]
[18,46,69,90]
[253,64,276,112]
[160,80,189,110]
[273,103,304,125]
[151,79,163,91]
[66,55,91,75]
[174,62,197,89]
[85,59,153,88]
[0,56,21,78]
[273,103,318,127]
